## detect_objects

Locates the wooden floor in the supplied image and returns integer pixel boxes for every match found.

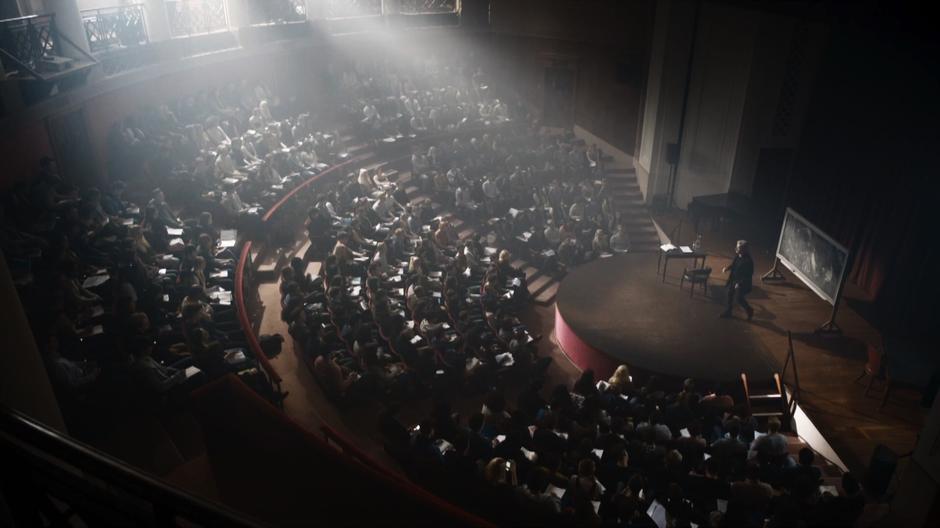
[556,252,778,382]
[652,211,926,474]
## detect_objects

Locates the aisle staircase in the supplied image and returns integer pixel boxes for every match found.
[605,166,660,253]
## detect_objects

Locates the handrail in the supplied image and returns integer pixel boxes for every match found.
[0,404,265,527]
[233,153,374,386]
[321,423,404,480]
[234,241,281,384]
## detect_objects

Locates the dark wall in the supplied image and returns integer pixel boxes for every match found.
[757,4,940,335]
[488,0,654,152]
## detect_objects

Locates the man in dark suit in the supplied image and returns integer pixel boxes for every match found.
[721,240,754,320]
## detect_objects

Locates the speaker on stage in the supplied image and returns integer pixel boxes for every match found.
[866,444,899,498]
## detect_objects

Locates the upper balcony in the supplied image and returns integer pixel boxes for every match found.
[0,0,467,116]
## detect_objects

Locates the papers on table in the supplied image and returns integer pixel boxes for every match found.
[511,277,522,287]
[660,243,677,252]
[210,270,229,279]
[596,379,610,392]
[592,449,604,459]
[410,335,423,345]
[520,446,538,462]
[433,438,454,454]
[547,484,566,500]
[82,274,110,289]
[716,499,728,513]
[89,305,105,318]
[680,428,691,438]
[210,290,232,305]
[224,349,247,364]
[495,352,516,367]
[80,325,104,338]
[647,500,667,528]
[465,357,481,372]
[184,366,201,379]
[166,227,184,236]
[483,247,498,256]
[220,229,237,248]
[820,485,839,496]
[599,252,614,258]
[492,435,507,446]
[592,501,601,514]
[680,245,693,254]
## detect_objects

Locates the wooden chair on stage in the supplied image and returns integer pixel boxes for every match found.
[680,267,711,298]
[857,342,888,407]
[857,338,935,410]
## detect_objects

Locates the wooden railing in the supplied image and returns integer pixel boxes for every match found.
[0,404,263,527]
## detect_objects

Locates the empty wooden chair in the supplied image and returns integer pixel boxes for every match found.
[680,267,711,298]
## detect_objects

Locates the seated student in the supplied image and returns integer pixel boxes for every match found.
[128,335,190,395]
[592,229,610,256]
[42,335,100,392]
[749,417,791,465]
[610,224,631,252]
[147,188,181,228]
[313,351,361,401]
[729,464,774,521]
[372,190,402,220]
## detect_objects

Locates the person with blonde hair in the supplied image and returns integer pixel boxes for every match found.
[608,364,633,392]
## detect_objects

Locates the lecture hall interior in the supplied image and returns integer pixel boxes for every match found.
[0,0,938,526]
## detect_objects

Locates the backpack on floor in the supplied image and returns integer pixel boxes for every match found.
[259,333,285,358]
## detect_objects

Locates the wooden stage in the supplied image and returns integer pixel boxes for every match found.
[555,252,777,382]
[552,241,925,472]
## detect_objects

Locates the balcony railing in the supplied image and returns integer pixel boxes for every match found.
[0,14,58,73]
[165,0,229,37]
[326,0,382,19]
[246,0,307,26]
[399,0,459,14]
[81,4,149,54]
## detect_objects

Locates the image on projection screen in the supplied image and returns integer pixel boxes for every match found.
[775,208,849,305]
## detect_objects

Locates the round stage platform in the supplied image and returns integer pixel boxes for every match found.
[554,252,778,382]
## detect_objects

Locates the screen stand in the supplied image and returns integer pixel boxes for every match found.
[761,259,786,282]
[815,301,842,335]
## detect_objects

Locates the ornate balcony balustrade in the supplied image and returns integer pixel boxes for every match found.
[246,0,307,26]
[165,0,229,37]
[0,14,58,72]
[399,0,459,14]
[81,4,148,53]
[326,0,382,19]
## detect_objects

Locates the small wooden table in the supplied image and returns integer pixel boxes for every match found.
[658,248,707,282]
